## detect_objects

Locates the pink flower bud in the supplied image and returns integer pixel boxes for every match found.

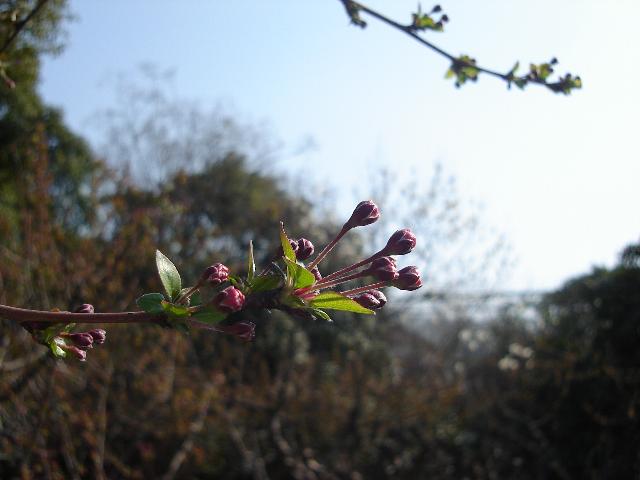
[365,256,398,281]
[394,266,422,291]
[384,229,417,255]
[215,322,256,342]
[88,329,107,345]
[65,332,94,350]
[201,263,230,286]
[213,286,246,313]
[344,200,380,229]
[311,266,323,282]
[75,304,94,314]
[62,344,87,361]
[353,290,387,310]
[296,238,315,261]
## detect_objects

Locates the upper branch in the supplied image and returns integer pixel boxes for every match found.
[0,304,163,324]
[338,0,582,94]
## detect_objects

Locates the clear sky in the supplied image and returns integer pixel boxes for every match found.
[38,0,640,291]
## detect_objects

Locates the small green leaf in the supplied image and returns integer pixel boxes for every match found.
[49,341,66,358]
[249,274,282,292]
[309,292,374,314]
[136,293,165,314]
[161,301,190,318]
[283,258,316,289]
[311,308,332,322]
[247,240,256,282]
[190,291,203,307]
[191,306,227,325]
[156,250,182,301]
[279,222,296,262]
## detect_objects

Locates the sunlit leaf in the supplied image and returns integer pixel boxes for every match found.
[279,222,296,262]
[309,292,374,314]
[156,250,182,301]
[283,258,316,289]
[247,240,256,282]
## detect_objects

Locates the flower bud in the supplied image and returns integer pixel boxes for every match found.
[88,329,107,345]
[365,256,398,281]
[394,266,422,291]
[65,332,94,350]
[201,263,230,286]
[215,322,256,342]
[344,200,380,229]
[353,290,387,310]
[384,229,417,255]
[62,344,87,361]
[311,266,323,282]
[75,304,94,314]
[296,238,315,261]
[213,286,246,313]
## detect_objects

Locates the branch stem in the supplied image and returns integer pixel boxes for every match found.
[0,304,164,324]
[0,0,51,54]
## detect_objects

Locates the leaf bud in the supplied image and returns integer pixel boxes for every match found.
[353,290,387,310]
[393,266,423,291]
[383,229,417,255]
[201,263,230,286]
[213,286,246,313]
[344,200,380,229]
[296,238,315,261]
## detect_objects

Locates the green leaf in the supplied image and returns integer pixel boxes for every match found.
[247,240,256,282]
[249,274,282,292]
[49,340,66,359]
[156,250,182,301]
[161,301,191,318]
[309,292,374,314]
[279,222,296,262]
[283,258,316,289]
[191,306,227,325]
[190,291,203,307]
[311,308,332,322]
[136,293,165,314]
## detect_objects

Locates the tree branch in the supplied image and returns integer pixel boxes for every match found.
[0,0,51,54]
[0,303,164,324]
[338,0,582,94]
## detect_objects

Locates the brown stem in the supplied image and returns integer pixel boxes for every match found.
[0,303,165,324]
[339,0,563,90]
[0,0,51,54]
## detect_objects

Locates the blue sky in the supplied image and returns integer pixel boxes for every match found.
[38,1,640,290]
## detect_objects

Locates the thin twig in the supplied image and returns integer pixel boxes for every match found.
[0,303,164,324]
[338,0,579,92]
[0,0,51,54]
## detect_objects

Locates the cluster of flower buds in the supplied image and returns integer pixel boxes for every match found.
[291,200,422,312]
[57,304,107,361]
[139,199,421,344]
[58,327,107,361]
